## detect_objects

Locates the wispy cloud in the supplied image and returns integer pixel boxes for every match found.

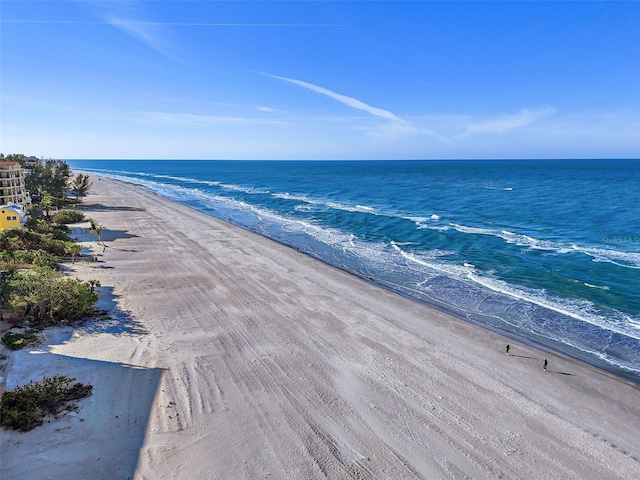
[461,107,556,136]
[2,20,346,28]
[133,111,288,126]
[73,0,177,59]
[106,16,172,55]
[265,73,402,121]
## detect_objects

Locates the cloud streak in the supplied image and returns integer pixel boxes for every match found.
[266,73,402,121]
[133,111,289,126]
[2,20,346,28]
[462,107,556,136]
[106,16,172,55]
[72,0,178,59]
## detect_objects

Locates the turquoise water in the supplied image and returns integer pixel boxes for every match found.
[68,159,640,380]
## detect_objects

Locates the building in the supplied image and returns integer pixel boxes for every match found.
[0,205,24,230]
[0,161,31,209]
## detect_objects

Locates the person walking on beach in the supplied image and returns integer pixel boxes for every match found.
[505,343,510,355]
[543,358,548,371]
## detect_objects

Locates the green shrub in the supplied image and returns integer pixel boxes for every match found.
[6,266,99,325]
[25,219,70,239]
[1,332,38,350]
[52,210,85,225]
[1,375,92,432]
[12,250,59,268]
[0,225,72,252]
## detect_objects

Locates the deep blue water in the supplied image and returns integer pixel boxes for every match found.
[68,159,640,381]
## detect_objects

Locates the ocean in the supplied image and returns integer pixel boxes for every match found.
[67,159,640,381]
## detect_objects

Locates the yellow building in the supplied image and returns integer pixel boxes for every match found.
[0,161,30,209]
[0,205,22,230]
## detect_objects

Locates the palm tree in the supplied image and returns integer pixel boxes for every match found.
[64,243,82,264]
[89,223,104,245]
[40,194,53,221]
[87,279,101,294]
[70,174,93,205]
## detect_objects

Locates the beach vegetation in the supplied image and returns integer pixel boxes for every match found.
[25,218,71,239]
[52,209,85,225]
[87,279,101,293]
[1,331,38,350]
[1,155,101,333]
[64,243,82,264]
[0,250,59,269]
[25,159,93,213]
[25,159,71,208]
[4,266,98,326]
[39,193,54,221]
[0,230,67,258]
[88,219,105,246]
[0,222,77,259]
[69,174,93,205]
[0,375,92,432]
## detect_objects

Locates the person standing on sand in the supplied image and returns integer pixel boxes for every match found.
[505,343,510,355]
[543,358,548,371]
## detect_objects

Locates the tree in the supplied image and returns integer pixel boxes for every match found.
[69,174,92,205]
[89,223,104,246]
[64,243,82,264]
[87,279,101,293]
[0,250,17,267]
[25,159,71,207]
[6,267,98,325]
[40,194,53,221]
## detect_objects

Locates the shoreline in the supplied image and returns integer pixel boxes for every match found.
[356,272,640,385]
[1,175,639,479]
[129,176,640,385]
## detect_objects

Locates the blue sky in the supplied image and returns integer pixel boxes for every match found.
[1,1,639,160]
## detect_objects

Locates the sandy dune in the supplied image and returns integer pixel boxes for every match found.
[1,176,639,479]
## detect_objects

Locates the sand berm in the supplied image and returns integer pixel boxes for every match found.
[1,176,638,479]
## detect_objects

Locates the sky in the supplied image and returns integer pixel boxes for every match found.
[1,0,639,160]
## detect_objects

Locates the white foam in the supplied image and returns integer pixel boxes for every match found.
[584,283,610,291]
[575,245,640,269]
[448,223,640,268]
[272,192,310,202]
[466,272,640,341]
[390,242,468,276]
[271,193,383,217]
[325,201,379,214]
[355,205,376,212]
[389,236,640,342]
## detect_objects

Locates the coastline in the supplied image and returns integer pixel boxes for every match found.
[1,176,639,479]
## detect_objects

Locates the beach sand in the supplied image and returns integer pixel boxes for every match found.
[1,176,638,479]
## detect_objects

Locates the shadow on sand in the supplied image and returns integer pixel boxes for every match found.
[547,370,576,377]
[70,224,139,247]
[1,352,164,480]
[80,286,147,336]
[81,203,146,212]
[1,278,163,479]
[100,229,139,243]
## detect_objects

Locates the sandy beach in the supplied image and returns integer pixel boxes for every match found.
[1,176,639,479]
